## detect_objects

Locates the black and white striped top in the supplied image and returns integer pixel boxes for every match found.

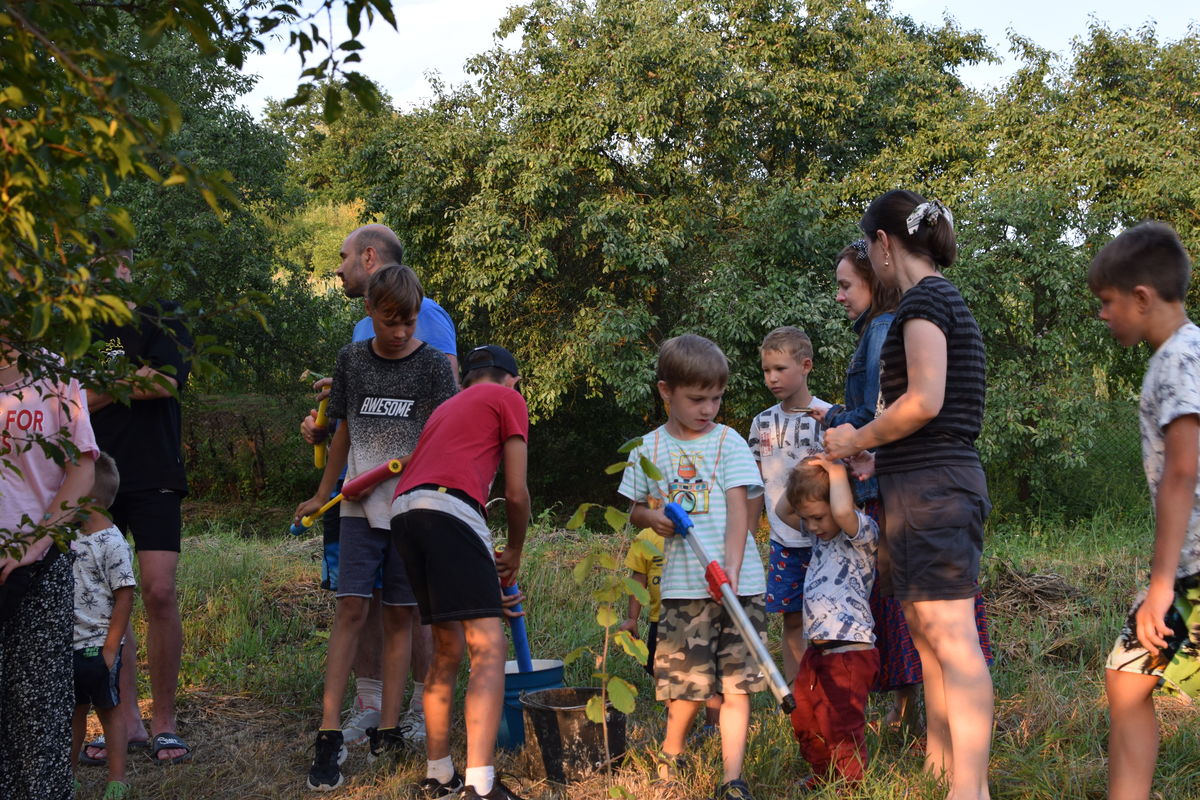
[876,276,985,474]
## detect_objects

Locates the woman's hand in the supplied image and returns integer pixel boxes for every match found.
[823,423,862,459]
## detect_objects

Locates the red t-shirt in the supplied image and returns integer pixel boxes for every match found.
[394,382,529,507]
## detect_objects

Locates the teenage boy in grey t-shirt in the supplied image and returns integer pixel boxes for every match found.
[294,265,457,792]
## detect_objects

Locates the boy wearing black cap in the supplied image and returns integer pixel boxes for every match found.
[391,345,530,800]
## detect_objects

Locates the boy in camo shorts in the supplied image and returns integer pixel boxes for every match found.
[618,334,767,800]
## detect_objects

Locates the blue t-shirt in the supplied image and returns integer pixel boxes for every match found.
[352,296,457,356]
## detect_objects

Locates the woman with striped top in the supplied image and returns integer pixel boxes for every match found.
[824,190,993,800]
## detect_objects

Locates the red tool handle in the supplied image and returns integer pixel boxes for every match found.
[341,459,403,500]
[705,561,730,602]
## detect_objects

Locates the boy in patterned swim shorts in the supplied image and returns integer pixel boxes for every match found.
[1089,222,1200,800]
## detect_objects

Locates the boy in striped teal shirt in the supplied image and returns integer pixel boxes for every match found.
[618,334,767,800]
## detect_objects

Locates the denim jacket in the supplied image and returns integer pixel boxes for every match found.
[825,309,894,502]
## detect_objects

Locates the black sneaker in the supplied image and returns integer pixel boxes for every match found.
[366,726,411,764]
[455,778,526,800]
[306,729,347,792]
[712,778,755,800]
[419,772,464,798]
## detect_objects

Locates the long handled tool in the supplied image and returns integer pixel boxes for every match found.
[503,580,534,672]
[313,397,329,468]
[289,459,404,536]
[663,501,796,713]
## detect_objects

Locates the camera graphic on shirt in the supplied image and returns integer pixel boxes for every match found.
[668,479,710,515]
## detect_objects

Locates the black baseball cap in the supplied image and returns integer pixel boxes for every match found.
[464,344,519,377]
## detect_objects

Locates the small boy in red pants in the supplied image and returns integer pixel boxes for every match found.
[777,454,879,789]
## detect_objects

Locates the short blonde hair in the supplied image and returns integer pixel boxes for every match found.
[656,334,728,389]
[760,326,813,363]
[785,456,828,508]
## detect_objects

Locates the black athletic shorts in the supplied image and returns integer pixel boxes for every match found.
[73,646,122,709]
[109,488,183,553]
[391,509,503,625]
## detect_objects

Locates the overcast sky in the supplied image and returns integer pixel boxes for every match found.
[238,1,1199,117]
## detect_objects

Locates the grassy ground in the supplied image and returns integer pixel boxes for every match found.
[74,505,1200,800]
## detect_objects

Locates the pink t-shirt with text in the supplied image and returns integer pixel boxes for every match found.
[1,373,99,535]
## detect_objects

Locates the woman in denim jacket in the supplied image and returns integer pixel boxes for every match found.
[811,241,924,727]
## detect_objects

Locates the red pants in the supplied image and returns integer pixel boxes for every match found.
[790,645,879,782]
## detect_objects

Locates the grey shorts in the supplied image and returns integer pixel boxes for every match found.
[654,595,769,701]
[878,463,991,603]
[335,516,416,607]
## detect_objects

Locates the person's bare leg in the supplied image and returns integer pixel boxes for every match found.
[138,550,184,762]
[717,692,750,783]
[662,699,702,756]
[426,622,466,761]
[705,693,722,726]
[320,596,372,729]
[781,611,807,684]
[904,601,951,781]
[72,705,89,779]
[1105,669,1160,800]
[379,606,414,728]
[909,598,993,800]
[461,617,505,770]
[352,593,384,684]
[96,705,128,784]
[84,627,146,761]
[411,622,432,695]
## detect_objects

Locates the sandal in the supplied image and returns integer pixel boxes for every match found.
[148,732,193,765]
[79,735,151,766]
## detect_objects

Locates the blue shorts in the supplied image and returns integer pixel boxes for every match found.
[765,541,811,613]
[335,517,416,607]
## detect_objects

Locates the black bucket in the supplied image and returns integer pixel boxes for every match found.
[520,687,627,784]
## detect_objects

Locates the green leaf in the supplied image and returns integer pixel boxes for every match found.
[597,552,617,570]
[614,630,649,663]
[562,645,588,666]
[585,694,605,724]
[605,460,633,474]
[572,554,595,585]
[617,436,644,454]
[607,676,636,714]
[603,506,628,534]
[566,502,597,530]
[622,576,650,604]
[639,456,664,481]
[609,786,635,799]
[596,604,618,628]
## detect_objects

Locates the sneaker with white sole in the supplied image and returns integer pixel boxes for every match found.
[419,772,464,798]
[341,699,380,746]
[306,729,347,792]
[398,706,427,744]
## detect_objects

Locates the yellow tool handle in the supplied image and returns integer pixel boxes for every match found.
[313,397,329,468]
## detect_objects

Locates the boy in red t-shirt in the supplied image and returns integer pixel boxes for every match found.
[390,345,530,800]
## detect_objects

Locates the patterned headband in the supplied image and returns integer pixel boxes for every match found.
[905,200,954,235]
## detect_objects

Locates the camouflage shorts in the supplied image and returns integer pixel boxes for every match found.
[654,595,769,701]
[1105,573,1200,699]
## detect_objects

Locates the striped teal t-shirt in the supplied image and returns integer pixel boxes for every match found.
[618,424,766,600]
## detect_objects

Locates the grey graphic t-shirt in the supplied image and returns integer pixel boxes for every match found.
[329,340,457,528]
[1141,321,1200,578]
[803,509,878,644]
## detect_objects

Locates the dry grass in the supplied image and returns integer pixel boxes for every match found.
[69,512,1200,800]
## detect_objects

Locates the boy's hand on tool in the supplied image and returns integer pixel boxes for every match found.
[647,509,677,538]
[495,547,522,583]
[294,496,324,524]
[300,378,334,444]
[500,586,526,618]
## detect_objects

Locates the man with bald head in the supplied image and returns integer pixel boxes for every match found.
[302,223,457,751]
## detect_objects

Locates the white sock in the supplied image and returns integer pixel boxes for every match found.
[409,681,425,714]
[426,755,455,783]
[465,766,494,795]
[355,677,382,711]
